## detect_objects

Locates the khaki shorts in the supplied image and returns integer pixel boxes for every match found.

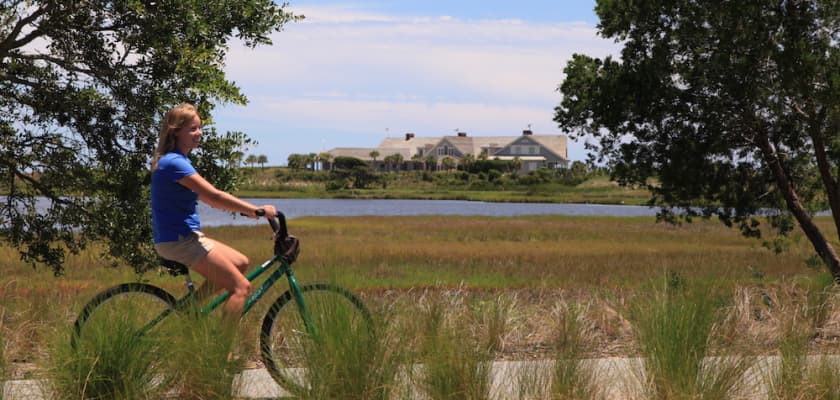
[155,231,216,268]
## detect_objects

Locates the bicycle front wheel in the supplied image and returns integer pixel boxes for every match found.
[260,283,372,395]
[71,283,177,349]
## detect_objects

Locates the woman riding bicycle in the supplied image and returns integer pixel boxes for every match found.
[150,103,276,318]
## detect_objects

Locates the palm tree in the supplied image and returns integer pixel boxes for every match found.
[510,156,522,174]
[383,153,404,172]
[441,156,456,171]
[257,154,268,169]
[459,153,475,171]
[369,150,380,171]
[307,153,318,170]
[391,153,404,172]
[411,153,424,171]
[424,154,437,171]
[245,154,257,168]
[318,152,333,171]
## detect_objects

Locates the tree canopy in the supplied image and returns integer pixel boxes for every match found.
[0,0,299,274]
[555,0,840,278]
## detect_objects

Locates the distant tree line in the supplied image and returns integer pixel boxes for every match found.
[281,153,604,191]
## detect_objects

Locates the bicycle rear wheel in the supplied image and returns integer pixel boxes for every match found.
[68,283,178,398]
[260,283,372,396]
[71,283,177,349]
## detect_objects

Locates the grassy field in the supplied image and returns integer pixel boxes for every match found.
[2,215,840,398]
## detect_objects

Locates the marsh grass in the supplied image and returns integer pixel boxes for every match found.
[49,303,172,400]
[802,356,840,399]
[630,276,754,400]
[274,289,404,400]
[763,280,840,400]
[414,291,496,400]
[512,301,601,400]
[165,315,241,400]
[549,302,601,399]
[1,299,6,400]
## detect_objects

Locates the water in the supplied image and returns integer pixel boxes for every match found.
[199,198,659,227]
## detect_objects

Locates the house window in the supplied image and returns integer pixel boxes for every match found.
[530,146,538,155]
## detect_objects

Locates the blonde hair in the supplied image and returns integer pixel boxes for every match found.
[151,103,198,171]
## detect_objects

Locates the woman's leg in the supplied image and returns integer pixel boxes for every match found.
[191,240,251,317]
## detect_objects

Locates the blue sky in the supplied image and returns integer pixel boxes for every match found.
[213,0,619,166]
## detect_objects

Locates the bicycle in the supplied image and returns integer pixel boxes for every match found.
[70,211,371,395]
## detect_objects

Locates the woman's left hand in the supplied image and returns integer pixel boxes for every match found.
[255,205,277,219]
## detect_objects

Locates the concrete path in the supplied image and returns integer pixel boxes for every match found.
[2,356,833,399]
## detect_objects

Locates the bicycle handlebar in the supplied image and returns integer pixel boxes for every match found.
[243,209,288,239]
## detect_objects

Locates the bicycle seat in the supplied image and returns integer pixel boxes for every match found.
[159,258,189,276]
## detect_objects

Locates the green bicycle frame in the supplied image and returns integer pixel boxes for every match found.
[139,253,315,336]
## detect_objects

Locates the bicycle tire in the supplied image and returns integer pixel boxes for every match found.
[71,283,177,350]
[260,283,372,395]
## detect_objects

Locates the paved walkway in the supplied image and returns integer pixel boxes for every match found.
[2,356,831,399]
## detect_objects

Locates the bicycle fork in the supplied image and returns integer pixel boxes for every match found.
[287,272,319,338]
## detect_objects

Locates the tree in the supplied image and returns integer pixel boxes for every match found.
[306,153,318,171]
[425,155,438,171]
[245,154,258,168]
[0,0,299,274]
[554,0,840,279]
[287,154,306,170]
[369,150,380,171]
[411,153,425,171]
[459,153,476,171]
[318,152,333,171]
[509,156,522,175]
[328,156,377,189]
[257,154,268,169]
[441,156,456,171]
[384,153,404,172]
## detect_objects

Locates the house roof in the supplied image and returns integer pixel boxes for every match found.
[528,135,568,159]
[379,137,440,158]
[329,133,568,162]
[327,147,379,160]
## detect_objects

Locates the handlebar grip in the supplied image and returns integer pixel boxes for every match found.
[240,209,287,238]
[274,212,288,239]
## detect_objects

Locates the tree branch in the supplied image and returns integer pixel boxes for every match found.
[14,53,96,76]
[11,167,93,218]
[0,5,48,55]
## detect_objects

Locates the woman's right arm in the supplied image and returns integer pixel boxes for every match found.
[178,173,268,218]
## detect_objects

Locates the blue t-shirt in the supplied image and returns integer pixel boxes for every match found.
[151,150,200,243]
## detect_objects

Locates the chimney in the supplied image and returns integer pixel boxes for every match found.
[457,132,467,137]
[522,130,533,136]
[405,133,415,140]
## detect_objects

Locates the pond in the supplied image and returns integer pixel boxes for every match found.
[199,198,659,227]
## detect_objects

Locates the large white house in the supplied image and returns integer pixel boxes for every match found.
[326,130,568,173]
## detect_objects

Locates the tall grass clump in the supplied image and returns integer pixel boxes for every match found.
[50,304,171,400]
[415,291,496,400]
[765,315,811,400]
[290,291,404,400]
[1,304,6,400]
[166,315,241,400]
[549,302,600,399]
[764,278,840,400]
[514,301,600,400]
[630,274,753,400]
[766,321,840,400]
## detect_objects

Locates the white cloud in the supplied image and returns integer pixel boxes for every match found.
[218,3,620,162]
